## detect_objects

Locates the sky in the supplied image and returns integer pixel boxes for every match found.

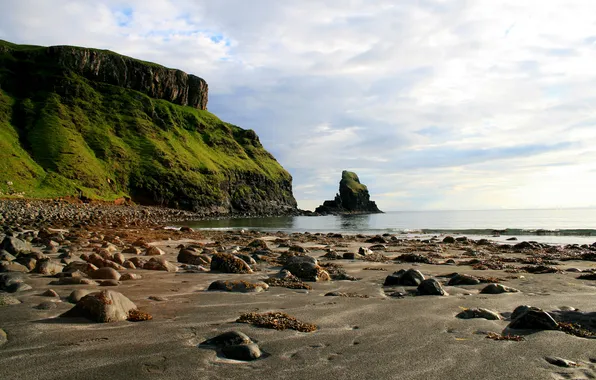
[1,0,596,211]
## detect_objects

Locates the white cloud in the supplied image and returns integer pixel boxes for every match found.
[1,0,596,210]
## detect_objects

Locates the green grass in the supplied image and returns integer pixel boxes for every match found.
[0,41,295,211]
[341,170,367,193]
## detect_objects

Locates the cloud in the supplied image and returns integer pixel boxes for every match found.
[1,0,595,210]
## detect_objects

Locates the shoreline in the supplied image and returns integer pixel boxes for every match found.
[1,223,596,379]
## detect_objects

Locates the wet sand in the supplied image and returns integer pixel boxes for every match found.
[1,228,596,380]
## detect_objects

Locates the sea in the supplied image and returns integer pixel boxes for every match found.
[177,208,596,246]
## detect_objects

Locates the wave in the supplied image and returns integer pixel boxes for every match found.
[403,228,596,237]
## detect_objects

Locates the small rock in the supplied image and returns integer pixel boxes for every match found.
[148,296,166,301]
[0,294,21,306]
[144,257,178,272]
[0,261,29,273]
[456,308,501,320]
[545,357,578,368]
[201,331,253,347]
[480,284,519,294]
[90,267,121,280]
[443,236,456,244]
[33,259,63,275]
[0,328,6,345]
[68,289,92,303]
[207,280,269,293]
[120,273,142,281]
[384,269,425,286]
[60,290,137,323]
[448,273,481,286]
[145,246,165,256]
[34,301,58,310]
[99,279,120,286]
[42,289,59,297]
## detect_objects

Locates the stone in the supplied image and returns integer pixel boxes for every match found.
[90,267,121,280]
[545,357,578,368]
[177,248,210,265]
[417,279,447,296]
[33,259,63,275]
[60,290,137,323]
[208,280,269,293]
[64,261,98,274]
[42,289,59,297]
[456,308,501,320]
[447,273,481,286]
[144,257,178,272]
[365,235,387,244]
[210,253,252,274]
[289,245,307,253]
[99,280,120,286]
[383,269,425,286]
[68,289,93,303]
[221,343,262,361]
[0,261,29,273]
[112,253,125,265]
[480,283,519,294]
[122,247,141,255]
[120,273,142,281]
[0,294,21,306]
[0,272,29,293]
[201,331,253,347]
[248,239,268,249]
[1,236,31,255]
[509,307,559,330]
[442,236,456,244]
[53,277,97,286]
[34,301,58,310]
[236,254,257,266]
[200,331,261,361]
[358,247,373,256]
[145,246,165,256]
[0,251,16,261]
[15,257,37,271]
[122,261,136,269]
[0,328,6,346]
[284,261,330,282]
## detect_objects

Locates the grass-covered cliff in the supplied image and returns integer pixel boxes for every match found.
[0,40,297,214]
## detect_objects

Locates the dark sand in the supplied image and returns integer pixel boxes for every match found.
[1,229,596,380]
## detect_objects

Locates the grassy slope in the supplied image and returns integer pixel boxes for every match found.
[0,41,292,209]
[341,170,367,193]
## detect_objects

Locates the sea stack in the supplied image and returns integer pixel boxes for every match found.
[315,171,382,214]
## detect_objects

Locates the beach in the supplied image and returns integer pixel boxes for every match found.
[1,211,596,380]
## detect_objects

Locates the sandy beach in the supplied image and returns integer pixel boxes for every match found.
[1,226,596,380]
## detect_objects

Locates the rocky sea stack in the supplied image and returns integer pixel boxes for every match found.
[315,171,382,214]
[0,40,297,216]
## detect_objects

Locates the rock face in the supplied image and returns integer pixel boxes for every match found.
[315,171,382,214]
[0,40,298,216]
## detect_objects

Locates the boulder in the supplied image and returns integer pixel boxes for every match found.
[0,251,16,261]
[1,236,31,255]
[358,247,373,256]
[283,260,330,282]
[207,280,269,293]
[383,269,425,286]
[417,279,447,296]
[201,331,252,347]
[442,236,456,244]
[63,261,97,275]
[15,257,37,271]
[509,307,559,330]
[210,253,252,274]
[60,290,137,323]
[90,267,121,280]
[120,273,142,281]
[480,284,519,294]
[42,289,59,297]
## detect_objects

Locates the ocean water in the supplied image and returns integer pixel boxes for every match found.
[179,208,596,245]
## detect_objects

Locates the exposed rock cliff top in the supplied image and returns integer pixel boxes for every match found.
[0,40,208,110]
[315,171,382,214]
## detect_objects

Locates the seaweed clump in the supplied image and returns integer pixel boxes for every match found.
[485,332,525,341]
[236,312,317,332]
[127,309,153,322]
[263,277,312,290]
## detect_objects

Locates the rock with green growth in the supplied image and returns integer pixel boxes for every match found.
[315,171,382,214]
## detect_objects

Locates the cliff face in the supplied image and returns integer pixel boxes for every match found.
[0,40,297,215]
[315,171,382,214]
